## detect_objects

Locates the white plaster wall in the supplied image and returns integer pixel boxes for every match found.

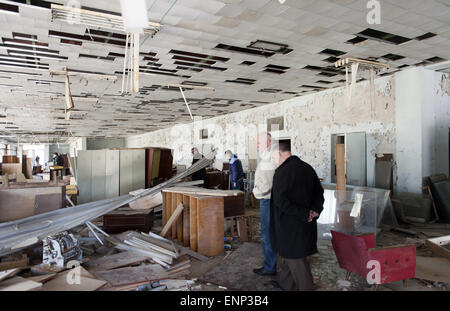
[396,67,450,193]
[127,75,396,186]
[395,68,424,193]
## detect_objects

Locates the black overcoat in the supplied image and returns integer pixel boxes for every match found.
[270,156,324,259]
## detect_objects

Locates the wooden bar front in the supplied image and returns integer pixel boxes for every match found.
[162,190,224,257]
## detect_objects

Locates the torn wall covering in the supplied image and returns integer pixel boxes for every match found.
[127,75,396,186]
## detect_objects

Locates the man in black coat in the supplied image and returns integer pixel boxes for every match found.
[268,142,324,291]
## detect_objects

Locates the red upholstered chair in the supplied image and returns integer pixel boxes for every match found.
[330,230,416,289]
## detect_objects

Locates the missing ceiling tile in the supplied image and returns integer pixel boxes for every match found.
[357,28,411,45]
[320,48,346,57]
[215,43,275,57]
[225,78,256,85]
[241,61,256,66]
[0,3,19,13]
[416,32,436,41]
[382,53,405,61]
[346,36,367,45]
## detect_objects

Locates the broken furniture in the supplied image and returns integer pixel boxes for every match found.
[318,184,398,240]
[427,174,450,222]
[0,182,66,222]
[0,151,215,257]
[204,169,229,190]
[103,208,154,234]
[374,154,394,194]
[161,187,246,257]
[425,235,450,260]
[145,147,173,188]
[331,230,416,288]
[392,193,435,224]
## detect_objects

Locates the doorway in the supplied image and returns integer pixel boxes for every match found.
[331,132,367,186]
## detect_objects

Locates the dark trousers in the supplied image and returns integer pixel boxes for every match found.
[278,257,314,291]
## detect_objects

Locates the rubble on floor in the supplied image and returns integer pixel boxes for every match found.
[1,210,450,291]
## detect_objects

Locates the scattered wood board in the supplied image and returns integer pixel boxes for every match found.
[415,256,450,284]
[95,264,168,286]
[129,192,162,210]
[425,235,450,260]
[0,276,42,291]
[40,267,106,291]
[86,251,150,271]
[0,255,28,271]
[0,268,21,282]
[26,273,57,284]
[161,203,184,237]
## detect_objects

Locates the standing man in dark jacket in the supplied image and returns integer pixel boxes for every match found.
[225,150,245,191]
[269,142,324,291]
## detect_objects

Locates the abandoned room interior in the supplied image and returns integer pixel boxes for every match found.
[0,0,449,297]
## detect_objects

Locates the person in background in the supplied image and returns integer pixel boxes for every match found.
[224,150,244,191]
[35,155,40,165]
[252,133,278,276]
[52,152,64,167]
[190,147,206,186]
[268,141,324,291]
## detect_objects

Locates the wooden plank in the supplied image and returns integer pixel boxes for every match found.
[0,256,28,271]
[171,191,177,240]
[151,149,161,180]
[26,273,57,284]
[0,276,42,291]
[189,196,198,252]
[425,235,450,260]
[105,150,120,199]
[41,269,106,291]
[87,251,150,271]
[162,191,169,225]
[335,144,346,203]
[183,194,190,247]
[197,196,224,257]
[129,192,162,210]
[95,264,167,287]
[237,217,248,242]
[176,193,183,242]
[0,268,21,282]
[415,256,450,284]
[161,203,184,238]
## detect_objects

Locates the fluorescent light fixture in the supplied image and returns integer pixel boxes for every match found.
[120,0,148,33]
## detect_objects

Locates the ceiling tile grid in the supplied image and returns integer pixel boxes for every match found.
[0,0,448,142]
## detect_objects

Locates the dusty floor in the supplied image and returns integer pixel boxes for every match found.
[186,223,450,292]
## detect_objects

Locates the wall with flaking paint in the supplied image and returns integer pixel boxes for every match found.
[127,75,396,188]
[396,67,450,193]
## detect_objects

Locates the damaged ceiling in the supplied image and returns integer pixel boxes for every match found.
[0,0,449,143]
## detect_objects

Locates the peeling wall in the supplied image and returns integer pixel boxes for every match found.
[396,67,450,193]
[127,75,396,187]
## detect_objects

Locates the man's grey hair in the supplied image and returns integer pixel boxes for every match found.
[225,150,233,156]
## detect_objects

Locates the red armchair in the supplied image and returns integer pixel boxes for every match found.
[331,230,416,288]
